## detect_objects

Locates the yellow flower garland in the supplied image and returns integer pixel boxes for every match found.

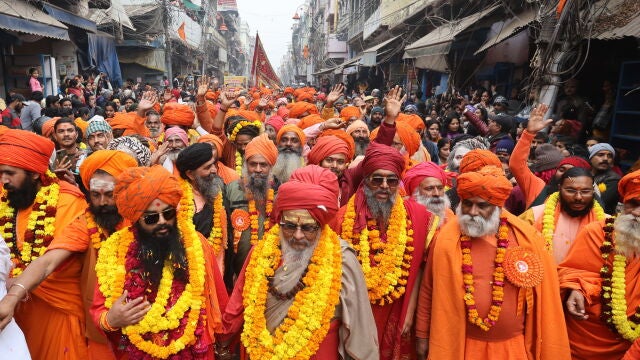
[241,224,342,359]
[235,150,243,176]
[228,120,263,142]
[341,194,414,305]
[179,179,226,254]
[0,171,59,277]
[85,209,107,250]
[610,253,640,341]
[541,192,605,252]
[95,211,207,358]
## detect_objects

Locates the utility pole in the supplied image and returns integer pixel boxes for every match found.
[162,0,173,85]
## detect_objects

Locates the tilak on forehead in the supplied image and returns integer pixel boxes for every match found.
[282,209,317,224]
[90,177,115,191]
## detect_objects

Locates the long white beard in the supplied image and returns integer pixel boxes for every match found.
[413,189,450,222]
[272,152,303,183]
[280,236,318,267]
[614,214,640,258]
[456,203,500,237]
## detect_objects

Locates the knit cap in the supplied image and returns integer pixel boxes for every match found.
[495,138,515,154]
[531,144,564,172]
[588,143,615,159]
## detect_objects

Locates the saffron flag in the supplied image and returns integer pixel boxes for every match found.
[178,22,186,41]
[250,33,282,89]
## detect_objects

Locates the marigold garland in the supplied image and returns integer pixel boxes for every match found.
[248,189,274,245]
[0,170,59,277]
[599,217,640,341]
[85,209,107,250]
[179,179,226,254]
[340,194,413,305]
[235,150,243,176]
[241,224,342,359]
[461,217,509,331]
[95,209,207,358]
[542,192,605,252]
[228,120,262,142]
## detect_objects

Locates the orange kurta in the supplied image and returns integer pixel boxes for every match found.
[13,181,88,360]
[558,220,640,359]
[509,130,545,208]
[416,211,571,360]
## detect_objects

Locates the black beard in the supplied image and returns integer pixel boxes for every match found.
[89,204,122,234]
[559,195,594,218]
[4,179,39,210]
[195,174,223,203]
[134,222,187,284]
[246,174,268,202]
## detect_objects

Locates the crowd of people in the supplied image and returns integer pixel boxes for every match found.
[0,73,638,360]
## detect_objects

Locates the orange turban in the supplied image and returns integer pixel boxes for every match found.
[244,133,278,165]
[397,113,425,131]
[206,101,218,120]
[110,112,136,131]
[340,106,361,122]
[284,87,295,95]
[307,135,353,165]
[0,129,54,177]
[205,90,219,102]
[161,103,195,126]
[79,149,138,189]
[248,99,259,111]
[42,117,58,138]
[369,121,420,156]
[296,92,314,102]
[225,109,261,122]
[114,165,183,223]
[459,149,502,174]
[346,119,369,136]
[319,129,354,160]
[618,169,640,203]
[297,114,324,129]
[197,134,223,156]
[287,102,318,118]
[276,124,306,146]
[457,165,512,207]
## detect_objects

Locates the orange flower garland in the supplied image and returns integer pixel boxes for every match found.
[85,209,107,250]
[461,216,508,331]
[248,189,274,245]
[241,224,342,359]
[340,194,414,305]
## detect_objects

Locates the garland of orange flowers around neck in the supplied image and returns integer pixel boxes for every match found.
[341,193,413,305]
[0,170,59,277]
[179,179,226,255]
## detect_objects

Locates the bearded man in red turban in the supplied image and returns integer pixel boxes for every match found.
[403,161,456,227]
[334,141,436,360]
[417,165,570,360]
[218,165,379,359]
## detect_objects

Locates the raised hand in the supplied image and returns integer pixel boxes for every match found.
[196,75,210,98]
[163,88,173,102]
[384,85,407,122]
[219,90,240,111]
[258,95,270,108]
[527,104,552,134]
[325,84,344,107]
[138,91,158,112]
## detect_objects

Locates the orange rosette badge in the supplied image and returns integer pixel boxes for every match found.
[231,209,250,252]
[503,247,544,288]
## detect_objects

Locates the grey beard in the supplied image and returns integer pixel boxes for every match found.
[195,174,224,203]
[614,214,640,258]
[364,186,396,220]
[280,236,318,267]
[413,189,449,220]
[272,152,303,183]
[354,137,370,157]
[165,149,181,162]
[456,204,500,237]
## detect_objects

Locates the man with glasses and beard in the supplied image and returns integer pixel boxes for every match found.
[150,126,188,175]
[403,161,456,227]
[416,165,570,360]
[520,167,606,263]
[176,143,228,271]
[272,124,306,183]
[89,165,228,359]
[559,169,640,359]
[225,133,278,287]
[335,142,435,360]
[0,150,137,360]
[0,129,89,359]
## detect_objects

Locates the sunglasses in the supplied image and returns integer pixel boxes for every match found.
[279,222,321,236]
[368,176,400,187]
[142,207,177,225]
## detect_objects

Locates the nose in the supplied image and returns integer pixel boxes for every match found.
[467,204,480,217]
[292,227,306,240]
[157,213,168,225]
[379,179,390,190]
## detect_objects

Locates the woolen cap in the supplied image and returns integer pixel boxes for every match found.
[531,144,564,172]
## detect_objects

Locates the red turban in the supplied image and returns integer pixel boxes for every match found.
[558,156,591,170]
[618,169,640,203]
[265,116,285,134]
[297,114,324,129]
[307,135,352,165]
[361,142,405,177]
[288,102,318,119]
[245,133,278,165]
[340,106,361,122]
[397,113,425,131]
[114,165,183,222]
[161,103,195,126]
[79,150,138,189]
[197,134,223,155]
[319,129,354,160]
[459,149,502,174]
[276,124,306,146]
[277,107,289,120]
[457,165,513,207]
[403,161,455,196]
[0,129,54,177]
[274,165,339,226]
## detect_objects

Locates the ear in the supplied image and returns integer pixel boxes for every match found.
[185,169,196,182]
[31,172,41,181]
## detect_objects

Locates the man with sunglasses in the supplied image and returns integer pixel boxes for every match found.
[335,141,436,360]
[89,165,227,359]
[217,165,379,359]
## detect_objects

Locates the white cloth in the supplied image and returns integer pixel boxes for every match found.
[0,236,31,360]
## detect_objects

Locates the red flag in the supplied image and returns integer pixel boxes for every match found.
[250,33,282,88]
[178,22,186,41]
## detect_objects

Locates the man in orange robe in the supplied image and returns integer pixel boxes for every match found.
[558,169,640,359]
[0,129,88,359]
[416,165,571,359]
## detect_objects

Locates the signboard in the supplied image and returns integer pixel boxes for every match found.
[224,76,247,88]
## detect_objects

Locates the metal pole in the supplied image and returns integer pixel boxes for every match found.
[162,0,173,84]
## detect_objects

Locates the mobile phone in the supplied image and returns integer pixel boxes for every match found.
[56,149,68,162]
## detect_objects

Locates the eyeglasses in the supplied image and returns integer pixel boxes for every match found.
[368,176,400,187]
[279,222,321,236]
[561,188,594,197]
[142,207,177,225]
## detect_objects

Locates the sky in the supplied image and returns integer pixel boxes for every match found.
[235,0,302,70]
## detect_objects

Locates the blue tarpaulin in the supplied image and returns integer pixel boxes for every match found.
[88,33,123,89]
[0,14,68,41]
[42,3,97,33]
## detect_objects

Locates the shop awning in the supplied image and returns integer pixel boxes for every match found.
[117,48,166,72]
[591,0,640,39]
[88,0,135,30]
[360,34,403,66]
[403,5,498,71]
[475,9,536,54]
[42,3,97,33]
[0,0,69,40]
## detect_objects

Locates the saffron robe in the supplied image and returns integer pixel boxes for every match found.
[558,220,640,359]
